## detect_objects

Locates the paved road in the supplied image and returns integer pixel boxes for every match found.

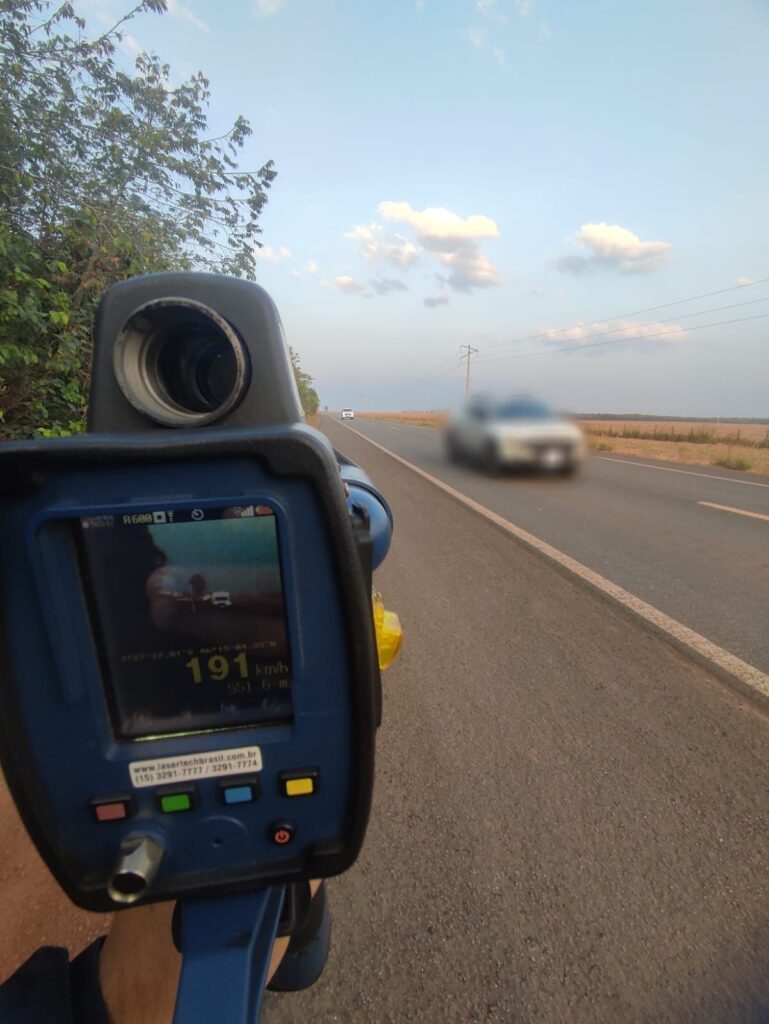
[1,417,767,1023]
[265,417,769,1024]
[334,416,769,676]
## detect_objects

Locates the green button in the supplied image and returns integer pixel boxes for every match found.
[160,793,191,813]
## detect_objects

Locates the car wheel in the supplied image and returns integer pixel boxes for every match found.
[482,440,502,475]
[446,432,462,463]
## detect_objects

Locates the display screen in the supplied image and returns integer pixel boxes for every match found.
[78,504,292,739]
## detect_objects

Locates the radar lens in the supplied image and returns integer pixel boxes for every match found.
[114,300,250,427]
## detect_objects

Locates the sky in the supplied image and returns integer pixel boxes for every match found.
[85,0,768,416]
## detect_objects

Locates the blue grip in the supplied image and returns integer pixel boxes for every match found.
[173,886,285,1024]
[339,465,393,570]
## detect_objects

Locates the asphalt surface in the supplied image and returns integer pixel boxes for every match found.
[336,416,769,676]
[264,416,769,1024]
[1,417,767,1023]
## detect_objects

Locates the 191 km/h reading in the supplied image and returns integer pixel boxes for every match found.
[186,652,249,683]
[185,652,289,690]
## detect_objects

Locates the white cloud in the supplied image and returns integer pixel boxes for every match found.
[255,0,286,14]
[556,222,671,275]
[345,223,419,269]
[165,0,210,32]
[290,269,301,278]
[468,0,509,57]
[378,201,501,292]
[736,276,754,286]
[331,275,368,295]
[121,33,141,53]
[539,20,551,38]
[323,274,406,298]
[435,248,501,292]
[514,0,532,15]
[256,245,292,262]
[379,202,498,248]
[305,259,320,274]
[542,318,688,354]
[343,202,501,296]
[424,294,450,308]
[467,25,487,48]
[476,0,507,21]
[370,278,408,295]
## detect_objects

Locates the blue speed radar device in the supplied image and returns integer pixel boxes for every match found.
[0,274,393,1019]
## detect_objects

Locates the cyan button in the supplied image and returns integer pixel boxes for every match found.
[223,785,254,805]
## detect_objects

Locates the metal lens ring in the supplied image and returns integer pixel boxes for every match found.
[113,297,251,427]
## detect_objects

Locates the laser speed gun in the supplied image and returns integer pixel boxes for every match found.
[0,275,397,946]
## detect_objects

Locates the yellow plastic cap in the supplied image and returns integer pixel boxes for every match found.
[372,591,403,671]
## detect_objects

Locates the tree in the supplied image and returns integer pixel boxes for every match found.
[289,346,320,416]
[0,0,277,437]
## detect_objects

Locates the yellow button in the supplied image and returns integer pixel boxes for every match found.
[285,777,315,797]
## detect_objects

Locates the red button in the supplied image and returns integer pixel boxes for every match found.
[270,823,294,845]
[91,795,134,823]
[94,802,128,822]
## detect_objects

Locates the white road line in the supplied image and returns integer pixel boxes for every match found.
[698,501,769,523]
[593,455,769,488]
[341,423,769,707]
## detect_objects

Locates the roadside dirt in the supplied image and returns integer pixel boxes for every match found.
[0,774,107,982]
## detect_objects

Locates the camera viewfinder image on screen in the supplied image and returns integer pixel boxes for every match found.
[78,505,292,739]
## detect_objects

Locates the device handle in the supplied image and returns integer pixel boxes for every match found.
[338,462,393,570]
[173,886,285,1024]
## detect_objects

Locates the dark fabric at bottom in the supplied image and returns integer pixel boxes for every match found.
[0,938,110,1024]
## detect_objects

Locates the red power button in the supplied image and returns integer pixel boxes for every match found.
[270,822,295,846]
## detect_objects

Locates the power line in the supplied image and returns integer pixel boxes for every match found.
[473,295,769,364]
[405,274,769,388]
[480,275,769,356]
[474,312,769,364]
[409,354,464,388]
[459,344,479,395]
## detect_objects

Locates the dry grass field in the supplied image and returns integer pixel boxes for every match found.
[580,419,769,474]
[579,419,769,446]
[357,411,446,428]
[588,437,769,474]
[354,412,769,475]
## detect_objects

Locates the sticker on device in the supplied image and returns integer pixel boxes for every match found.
[129,746,263,788]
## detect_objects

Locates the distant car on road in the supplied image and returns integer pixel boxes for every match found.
[341,408,355,420]
[445,395,585,474]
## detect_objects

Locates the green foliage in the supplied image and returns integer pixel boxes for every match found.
[713,454,753,472]
[289,346,319,416]
[0,220,89,435]
[0,0,277,438]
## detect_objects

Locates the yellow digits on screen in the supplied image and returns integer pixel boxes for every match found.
[184,653,251,684]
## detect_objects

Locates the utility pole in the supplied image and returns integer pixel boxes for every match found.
[459,344,479,396]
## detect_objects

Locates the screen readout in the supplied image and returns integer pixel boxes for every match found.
[78,505,293,739]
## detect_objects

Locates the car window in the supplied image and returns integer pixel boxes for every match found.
[495,400,552,420]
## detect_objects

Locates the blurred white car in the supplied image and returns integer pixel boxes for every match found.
[341,408,355,420]
[445,395,585,474]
